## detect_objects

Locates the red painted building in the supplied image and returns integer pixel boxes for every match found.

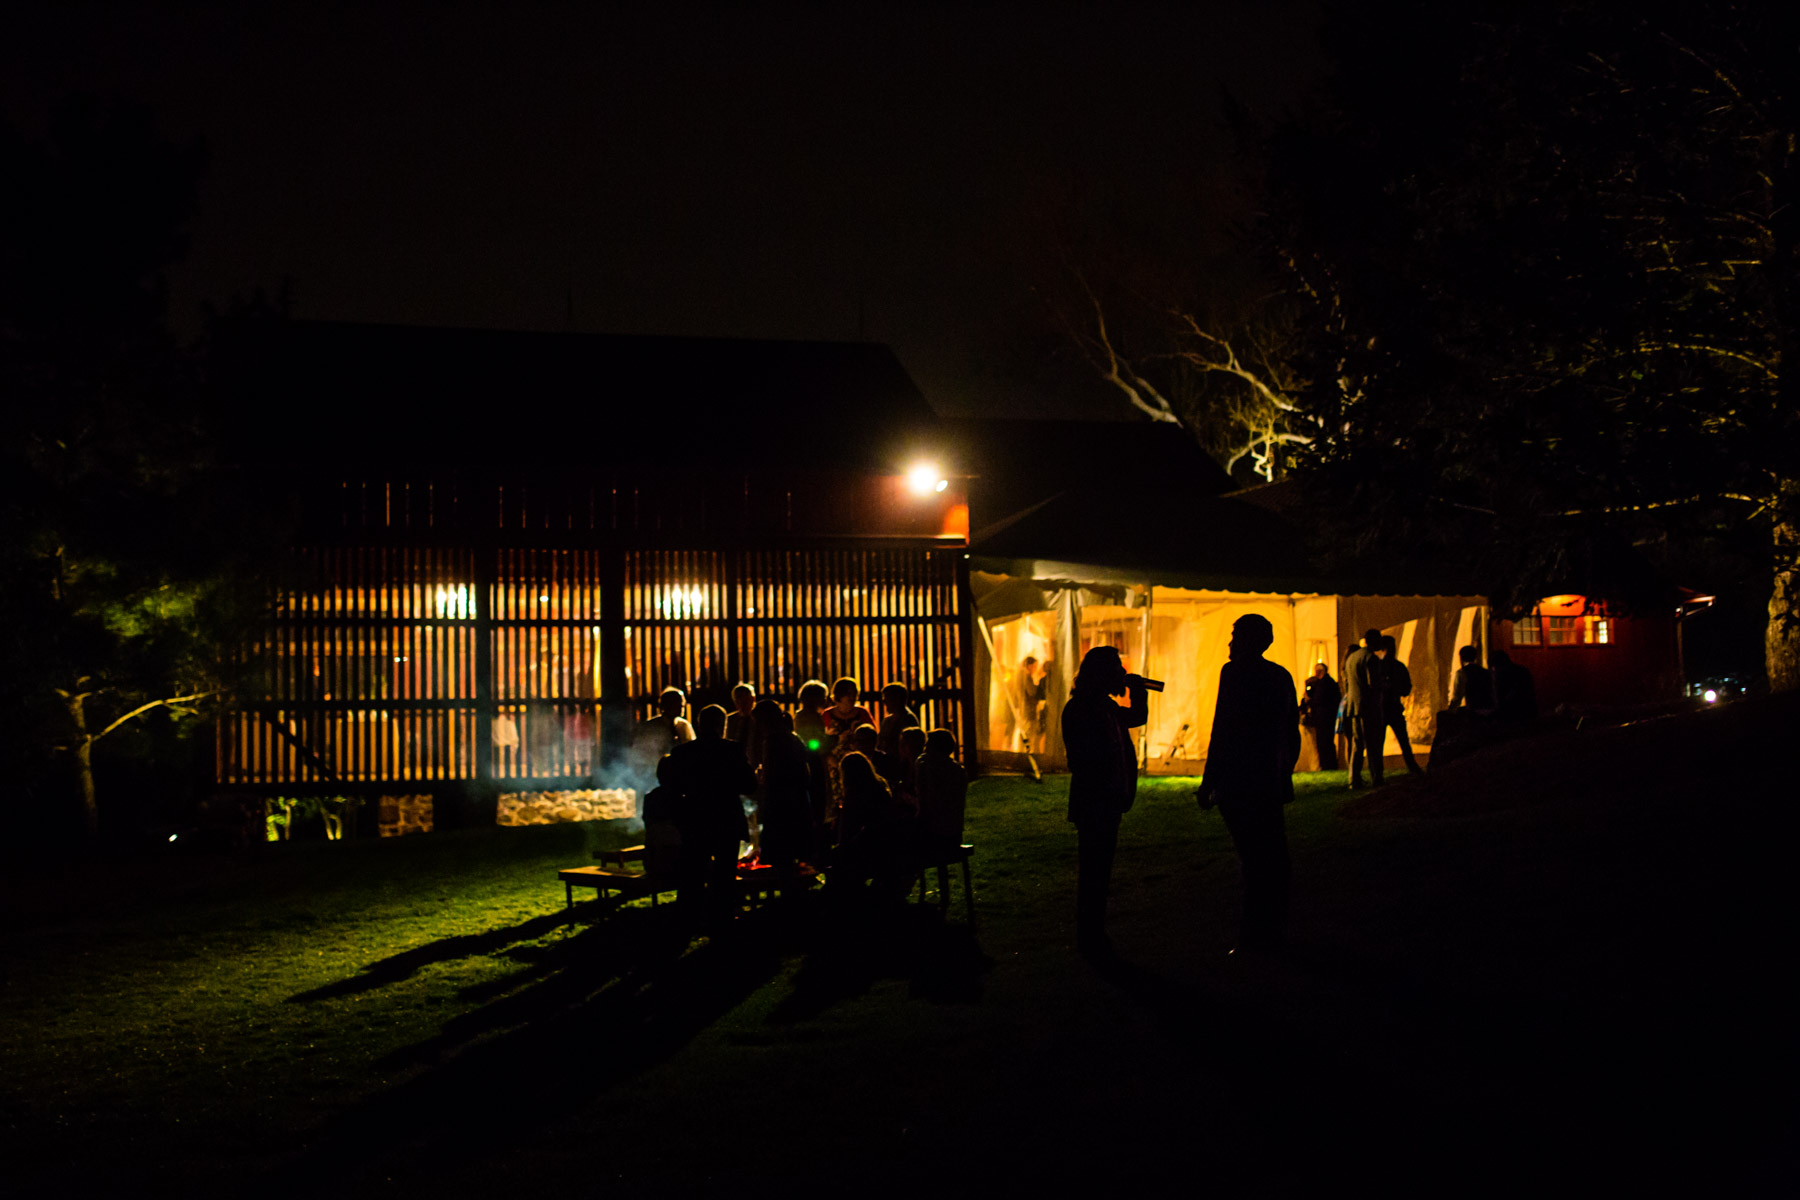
[1492,593,1689,711]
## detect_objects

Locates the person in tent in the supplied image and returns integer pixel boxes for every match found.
[1378,635,1423,775]
[1342,631,1388,788]
[1299,662,1341,771]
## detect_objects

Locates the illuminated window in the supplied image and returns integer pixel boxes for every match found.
[1514,614,1611,646]
[1544,616,1580,645]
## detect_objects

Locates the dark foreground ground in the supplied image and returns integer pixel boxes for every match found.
[4,694,1796,1197]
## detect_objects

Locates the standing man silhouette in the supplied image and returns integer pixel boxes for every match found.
[1197,614,1300,953]
[1061,645,1149,961]
[1378,635,1423,775]
[1299,662,1341,771]
[1343,629,1388,789]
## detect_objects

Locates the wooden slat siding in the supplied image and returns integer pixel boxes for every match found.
[487,548,602,782]
[609,548,964,736]
[221,513,967,789]
[224,544,482,787]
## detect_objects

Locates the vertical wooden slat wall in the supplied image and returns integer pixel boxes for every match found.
[221,544,481,787]
[219,480,966,789]
[620,548,964,737]
[489,548,603,783]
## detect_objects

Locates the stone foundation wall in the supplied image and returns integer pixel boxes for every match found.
[378,794,435,837]
[496,788,637,826]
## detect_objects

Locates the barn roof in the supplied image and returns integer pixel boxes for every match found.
[209,319,947,474]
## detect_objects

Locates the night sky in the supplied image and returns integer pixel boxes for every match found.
[2,2,1323,416]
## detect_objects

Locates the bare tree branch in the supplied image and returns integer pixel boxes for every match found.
[95,690,220,744]
[1084,284,1182,424]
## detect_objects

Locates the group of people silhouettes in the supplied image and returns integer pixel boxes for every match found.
[1340,629,1423,788]
[629,627,1538,953]
[1062,615,1301,960]
[1065,618,1540,960]
[632,677,968,931]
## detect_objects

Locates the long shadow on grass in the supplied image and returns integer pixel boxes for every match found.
[763,899,991,1024]
[286,909,573,1002]
[268,905,782,1195]
[1097,947,1610,1189]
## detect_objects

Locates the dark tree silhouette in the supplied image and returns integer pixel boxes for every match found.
[0,99,258,839]
[1260,2,1798,686]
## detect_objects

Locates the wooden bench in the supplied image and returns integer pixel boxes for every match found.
[592,844,646,869]
[913,844,976,925]
[558,866,665,922]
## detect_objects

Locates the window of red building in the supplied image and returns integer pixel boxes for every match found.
[1512,596,1612,647]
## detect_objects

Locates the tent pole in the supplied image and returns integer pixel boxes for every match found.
[974,612,1041,783]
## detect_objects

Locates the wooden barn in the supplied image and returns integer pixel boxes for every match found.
[209,321,973,824]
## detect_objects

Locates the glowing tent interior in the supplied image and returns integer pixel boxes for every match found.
[955,420,1487,774]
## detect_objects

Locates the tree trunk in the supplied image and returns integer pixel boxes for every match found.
[67,694,99,839]
[1770,508,1800,692]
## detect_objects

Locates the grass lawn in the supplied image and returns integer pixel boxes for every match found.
[4,695,1795,1196]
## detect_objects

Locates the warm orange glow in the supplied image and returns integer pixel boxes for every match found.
[1537,594,1588,617]
[941,503,970,540]
[907,462,946,497]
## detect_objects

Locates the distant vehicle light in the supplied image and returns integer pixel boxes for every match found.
[168,833,178,842]
[1704,689,1718,704]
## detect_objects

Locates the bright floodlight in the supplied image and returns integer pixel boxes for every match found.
[1704,689,1718,704]
[906,463,944,496]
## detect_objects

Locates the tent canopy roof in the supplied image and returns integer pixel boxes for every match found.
[971,484,1483,599]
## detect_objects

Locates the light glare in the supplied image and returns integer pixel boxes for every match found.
[907,463,945,497]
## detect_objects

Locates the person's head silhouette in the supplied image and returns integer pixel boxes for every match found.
[880,682,909,714]
[751,698,793,735]
[730,683,755,714]
[1230,613,1275,661]
[695,704,727,738]
[1074,645,1127,696]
